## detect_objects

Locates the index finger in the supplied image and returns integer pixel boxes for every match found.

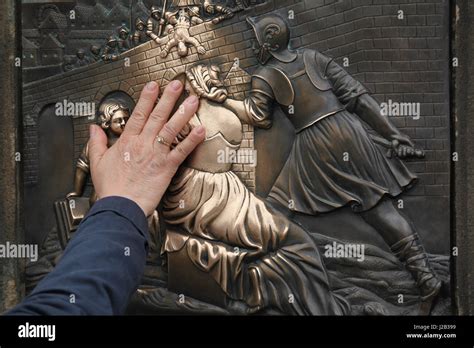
[122,81,160,137]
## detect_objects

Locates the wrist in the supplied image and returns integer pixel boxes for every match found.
[99,193,150,217]
[84,196,150,241]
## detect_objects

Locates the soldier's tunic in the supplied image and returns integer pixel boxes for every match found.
[245,49,417,214]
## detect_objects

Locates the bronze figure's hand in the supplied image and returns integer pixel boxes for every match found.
[390,134,425,159]
[87,81,206,216]
[206,87,228,103]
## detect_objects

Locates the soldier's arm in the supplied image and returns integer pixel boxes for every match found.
[205,1,234,24]
[191,16,204,25]
[223,77,275,129]
[354,94,413,145]
[326,58,410,142]
[146,19,159,41]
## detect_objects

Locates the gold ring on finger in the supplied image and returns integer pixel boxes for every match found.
[155,135,171,148]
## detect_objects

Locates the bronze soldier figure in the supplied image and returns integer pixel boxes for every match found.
[203,0,235,24]
[146,5,164,43]
[132,18,148,47]
[117,25,131,53]
[210,13,442,312]
[89,44,101,62]
[102,36,120,62]
[74,48,93,68]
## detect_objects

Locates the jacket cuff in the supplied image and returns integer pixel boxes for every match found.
[83,196,149,241]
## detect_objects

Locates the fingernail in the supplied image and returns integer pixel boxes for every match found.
[187,95,199,105]
[196,126,205,135]
[170,80,182,91]
[89,124,96,136]
[147,81,158,90]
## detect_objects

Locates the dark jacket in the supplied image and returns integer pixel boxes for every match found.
[7,197,149,315]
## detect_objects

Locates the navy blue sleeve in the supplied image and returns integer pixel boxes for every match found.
[6,196,149,316]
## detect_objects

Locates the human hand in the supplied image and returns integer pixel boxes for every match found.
[88,80,205,216]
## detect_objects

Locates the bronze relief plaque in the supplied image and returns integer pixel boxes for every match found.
[20,0,452,316]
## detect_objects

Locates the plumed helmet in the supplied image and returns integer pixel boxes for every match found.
[246,13,297,63]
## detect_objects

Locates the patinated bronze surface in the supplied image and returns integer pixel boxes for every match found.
[19,0,453,315]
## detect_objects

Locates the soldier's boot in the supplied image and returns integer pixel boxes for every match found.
[391,234,442,314]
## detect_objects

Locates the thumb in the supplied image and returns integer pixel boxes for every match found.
[88,124,108,169]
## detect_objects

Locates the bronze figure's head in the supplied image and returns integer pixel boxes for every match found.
[90,45,100,56]
[107,36,118,48]
[150,5,161,20]
[76,48,85,60]
[118,26,129,40]
[135,18,146,31]
[98,102,130,136]
[188,6,200,17]
[185,64,228,103]
[247,13,296,65]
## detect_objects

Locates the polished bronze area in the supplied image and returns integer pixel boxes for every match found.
[158,1,242,58]
[162,64,349,315]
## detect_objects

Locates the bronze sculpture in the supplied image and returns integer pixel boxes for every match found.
[132,18,148,47]
[161,64,349,315]
[160,7,206,57]
[203,0,235,25]
[146,5,164,43]
[117,26,132,53]
[89,45,101,62]
[74,49,93,67]
[205,13,442,313]
[19,0,453,316]
[158,0,244,58]
[102,36,121,62]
